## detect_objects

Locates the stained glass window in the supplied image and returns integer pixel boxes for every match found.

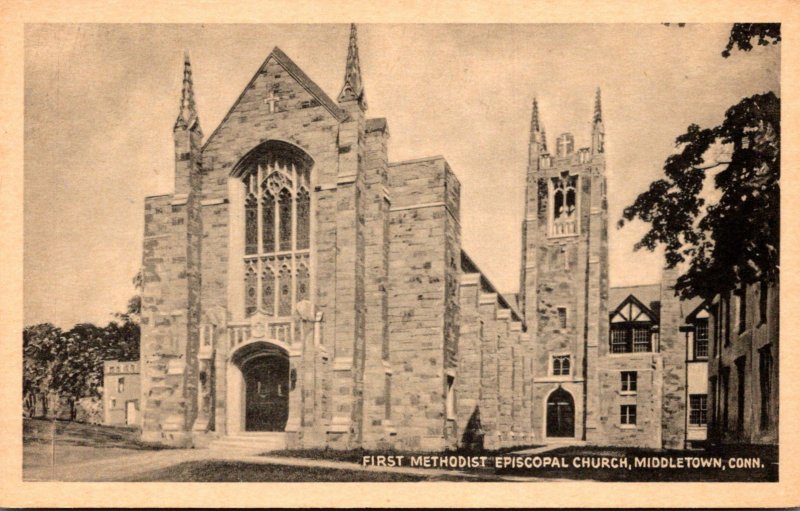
[245,265,257,316]
[262,266,275,316]
[278,188,292,252]
[245,196,258,255]
[278,265,292,316]
[262,189,275,253]
[241,147,312,319]
[296,187,310,250]
[296,264,309,303]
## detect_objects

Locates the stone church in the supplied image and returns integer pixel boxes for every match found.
[140,25,704,452]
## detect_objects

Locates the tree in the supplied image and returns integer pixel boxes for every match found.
[722,23,781,58]
[23,323,62,417]
[23,272,142,420]
[619,25,780,299]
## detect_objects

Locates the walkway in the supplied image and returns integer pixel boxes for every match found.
[25,447,560,482]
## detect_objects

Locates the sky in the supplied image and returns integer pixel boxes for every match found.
[23,23,780,328]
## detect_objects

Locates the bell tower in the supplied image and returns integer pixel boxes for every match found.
[519,90,608,442]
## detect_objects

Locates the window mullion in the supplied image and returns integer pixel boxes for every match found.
[273,160,280,315]
[256,163,263,312]
[291,162,297,334]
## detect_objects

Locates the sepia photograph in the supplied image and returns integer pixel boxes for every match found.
[8,8,792,505]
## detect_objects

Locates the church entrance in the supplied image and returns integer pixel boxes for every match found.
[243,354,289,432]
[546,387,575,438]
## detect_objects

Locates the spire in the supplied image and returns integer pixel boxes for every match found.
[175,52,201,133]
[593,87,602,124]
[592,87,604,153]
[529,96,545,154]
[338,23,367,110]
[541,124,548,154]
[530,97,540,136]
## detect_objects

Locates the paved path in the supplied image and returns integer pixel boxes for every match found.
[25,447,560,482]
[512,441,587,455]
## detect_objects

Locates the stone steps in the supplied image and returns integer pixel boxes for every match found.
[208,432,287,454]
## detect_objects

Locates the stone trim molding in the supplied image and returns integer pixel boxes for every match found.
[389,201,446,213]
[479,293,497,306]
[336,174,357,186]
[201,197,229,206]
[332,357,353,371]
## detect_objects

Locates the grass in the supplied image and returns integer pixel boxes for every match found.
[24,417,169,450]
[266,443,778,482]
[266,444,544,465]
[129,460,433,482]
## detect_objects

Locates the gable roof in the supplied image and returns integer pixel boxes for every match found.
[609,284,661,311]
[610,293,659,323]
[203,47,348,150]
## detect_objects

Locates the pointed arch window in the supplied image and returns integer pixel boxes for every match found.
[549,174,578,237]
[239,145,313,318]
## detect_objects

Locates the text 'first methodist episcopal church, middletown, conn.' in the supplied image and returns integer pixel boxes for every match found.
[139,25,716,453]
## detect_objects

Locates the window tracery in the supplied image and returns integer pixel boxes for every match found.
[242,150,312,318]
[550,174,578,236]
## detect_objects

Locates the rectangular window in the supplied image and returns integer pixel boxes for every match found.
[620,404,637,426]
[736,356,746,432]
[724,293,731,346]
[611,327,629,353]
[117,377,125,393]
[689,394,708,426]
[737,287,747,334]
[621,371,637,393]
[610,324,652,353]
[557,307,567,329]
[552,355,571,376]
[759,345,772,431]
[759,280,769,325]
[709,376,718,429]
[446,374,456,420]
[694,319,709,359]
[712,299,722,357]
[633,327,651,352]
[111,398,116,408]
[721,367,730,431]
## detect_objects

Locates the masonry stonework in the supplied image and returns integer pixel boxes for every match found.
[140,26,702,452]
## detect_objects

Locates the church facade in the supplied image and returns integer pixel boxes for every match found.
[140,25,702,451]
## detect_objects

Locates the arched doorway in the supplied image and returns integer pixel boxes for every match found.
[242,353,289,431]
[546,387,575,438]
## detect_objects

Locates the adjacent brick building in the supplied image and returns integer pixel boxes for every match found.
[707,280,779,446]
[140,24,706,451]
[103,360,141,426]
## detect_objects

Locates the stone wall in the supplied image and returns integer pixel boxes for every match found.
[140,110,203,446]
[387,157,457,451]
[659,267,686,449]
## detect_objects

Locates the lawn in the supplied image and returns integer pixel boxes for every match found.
[129,460,434,482]
[23,418,170,476]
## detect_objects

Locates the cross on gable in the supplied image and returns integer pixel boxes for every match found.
[265,89,280,113]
